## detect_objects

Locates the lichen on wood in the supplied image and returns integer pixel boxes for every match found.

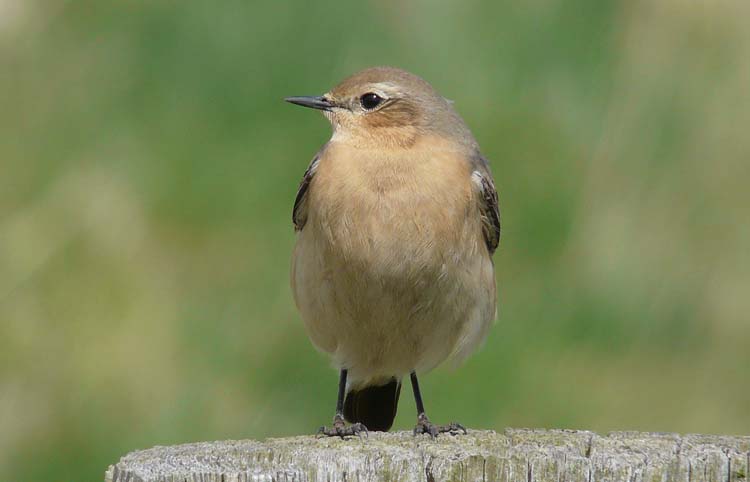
[104,428,750,482]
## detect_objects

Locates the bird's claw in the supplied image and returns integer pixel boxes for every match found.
[413,414,467,439]
[317,416,368,439]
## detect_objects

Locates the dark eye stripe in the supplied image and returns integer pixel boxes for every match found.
[360,92,383,110]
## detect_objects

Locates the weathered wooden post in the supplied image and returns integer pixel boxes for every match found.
[105,428,749,482]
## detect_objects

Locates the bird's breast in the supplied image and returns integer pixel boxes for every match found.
[305,140,482,277]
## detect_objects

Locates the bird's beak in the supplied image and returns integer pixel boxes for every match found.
[284,96,335,111]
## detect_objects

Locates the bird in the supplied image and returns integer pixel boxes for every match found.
[285,66,500,438]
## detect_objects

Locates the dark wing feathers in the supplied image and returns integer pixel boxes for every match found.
[471,154,501,255]
[292,155,319,231]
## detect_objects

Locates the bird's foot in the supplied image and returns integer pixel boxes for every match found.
[413,413,467,439]
[317,414,368,439]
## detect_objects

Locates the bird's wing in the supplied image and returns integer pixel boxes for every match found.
[470,154,501,255]
[292,154,320,231]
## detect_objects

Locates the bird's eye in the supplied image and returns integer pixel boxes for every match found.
[360,93,383,110]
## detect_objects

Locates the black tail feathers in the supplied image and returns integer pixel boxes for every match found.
[343,378,401,432]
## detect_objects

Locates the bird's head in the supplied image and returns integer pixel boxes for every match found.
[285,66,474,148]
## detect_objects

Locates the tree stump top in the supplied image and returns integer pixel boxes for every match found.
[105,428,750,482]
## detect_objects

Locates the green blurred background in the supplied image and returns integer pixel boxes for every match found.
[2,0,749,479]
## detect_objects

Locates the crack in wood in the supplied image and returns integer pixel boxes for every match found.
[104,429,750,482]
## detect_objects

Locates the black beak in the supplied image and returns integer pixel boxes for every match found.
[284,96,334,111]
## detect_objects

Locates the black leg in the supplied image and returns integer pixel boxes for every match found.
[335,368,347,415]
[410,371,426,415]
[410,371,467,438]
[317,369,368,438]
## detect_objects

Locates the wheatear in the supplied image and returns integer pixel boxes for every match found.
[286,66,500,438]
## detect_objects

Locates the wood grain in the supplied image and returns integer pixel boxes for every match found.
[105,429,750,482]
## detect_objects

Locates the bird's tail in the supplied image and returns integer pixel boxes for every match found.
[343,378,401,432]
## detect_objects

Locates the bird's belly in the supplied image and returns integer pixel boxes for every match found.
[291,200,496,386]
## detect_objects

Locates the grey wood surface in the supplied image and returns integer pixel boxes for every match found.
[105,429,750,482]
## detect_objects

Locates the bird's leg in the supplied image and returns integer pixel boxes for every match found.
[317,369,368,438]
[410,371,467,438]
